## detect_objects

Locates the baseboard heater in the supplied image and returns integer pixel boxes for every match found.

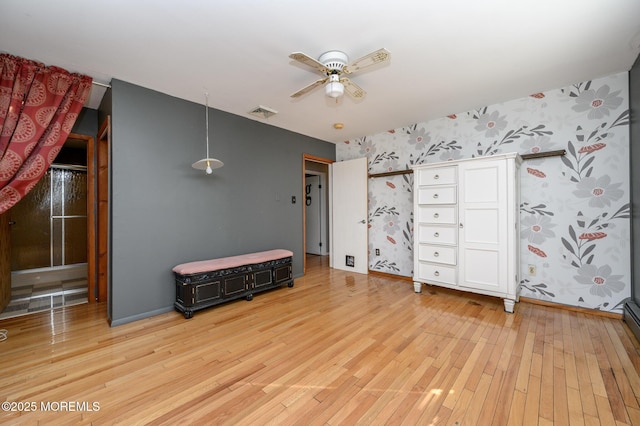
[624,300,640,342]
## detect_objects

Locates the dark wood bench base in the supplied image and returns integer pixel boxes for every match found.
[173,255,293,319]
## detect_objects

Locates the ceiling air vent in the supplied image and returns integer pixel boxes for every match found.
[248,105,278,119]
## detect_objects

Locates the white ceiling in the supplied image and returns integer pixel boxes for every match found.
[2,1,639,144]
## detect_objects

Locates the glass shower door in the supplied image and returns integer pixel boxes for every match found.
[10,166,87,272]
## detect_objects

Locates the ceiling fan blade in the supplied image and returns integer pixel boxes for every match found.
[340,77,366,99]
[289,52,328,75]
[342,48,390,74]
[290,77,328,98]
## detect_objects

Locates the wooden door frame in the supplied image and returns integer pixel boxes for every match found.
[67,132,97,302]
[302,154,334,274]
[96,117,110,303]
[0,211,10,312]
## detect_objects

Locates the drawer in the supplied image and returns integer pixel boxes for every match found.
[418,224,457,245]
[418,244,456,265]
[417,186,456,204]
[417,206,456,224]
[417,262,456,285]
[418,167,457,185]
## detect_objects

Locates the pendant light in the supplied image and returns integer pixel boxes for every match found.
[192,92,223,174]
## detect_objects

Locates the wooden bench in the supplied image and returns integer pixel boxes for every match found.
[172,249,293,318]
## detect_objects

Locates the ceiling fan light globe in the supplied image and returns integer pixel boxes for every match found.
[326,81,344,98]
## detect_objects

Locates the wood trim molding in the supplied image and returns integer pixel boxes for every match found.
[520,296,623,319]
[303,154,335,164]
[68,133,95,303]
[302,154,334,274]
[368,269,413,282]
[0,211,10,311]
[96,117,110,304]
[364,273,623,319]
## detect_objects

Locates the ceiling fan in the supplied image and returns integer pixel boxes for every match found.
[289,48,390,100]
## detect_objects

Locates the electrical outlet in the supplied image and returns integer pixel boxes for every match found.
[375,248,380,256]
[528,265,536,276]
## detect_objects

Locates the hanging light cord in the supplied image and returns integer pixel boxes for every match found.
[205,92,210,160]
[191,90,223,173]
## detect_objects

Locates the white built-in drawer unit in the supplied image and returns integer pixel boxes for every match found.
[414,162,460,296]
[412,153,521,313]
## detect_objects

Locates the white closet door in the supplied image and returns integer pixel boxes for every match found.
[458,158,508,294]
[331,157,368,274]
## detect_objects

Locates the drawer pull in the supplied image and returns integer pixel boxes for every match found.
[434,174,439,180]
[434,271,440,277]
[434,232,439,237]
[433,193,439,199]
[433,213,439,218]
[434,252,439,257]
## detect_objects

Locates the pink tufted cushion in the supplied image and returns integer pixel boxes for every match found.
[173,249,293,275]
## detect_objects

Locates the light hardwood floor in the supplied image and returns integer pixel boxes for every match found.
[1,255,640,425]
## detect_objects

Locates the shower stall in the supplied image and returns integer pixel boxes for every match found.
[9,151,88,301]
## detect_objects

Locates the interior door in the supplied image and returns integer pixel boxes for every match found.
[458,158,507,293]
[331,157,368,274]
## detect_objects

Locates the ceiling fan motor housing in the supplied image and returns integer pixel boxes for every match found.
[318,50,349,73]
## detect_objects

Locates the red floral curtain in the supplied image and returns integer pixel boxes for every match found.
[0,53,92,214]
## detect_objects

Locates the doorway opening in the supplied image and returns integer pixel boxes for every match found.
[303,154,334,274]
[1,135,93,319]
[305,172,328,256]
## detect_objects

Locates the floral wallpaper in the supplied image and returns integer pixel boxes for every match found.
[337,72,630,313]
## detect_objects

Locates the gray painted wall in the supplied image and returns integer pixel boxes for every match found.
[108,80,335,325]
[71,107,98,137]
